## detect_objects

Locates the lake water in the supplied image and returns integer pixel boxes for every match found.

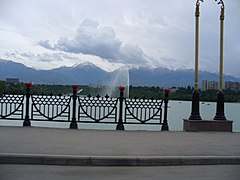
[0,100,239,132]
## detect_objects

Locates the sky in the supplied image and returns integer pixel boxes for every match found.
[0,0,239,76]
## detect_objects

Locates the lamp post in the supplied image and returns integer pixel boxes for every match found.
[189,0,202,120]
[116,86,125,130]
[70,84,78,129]
[214,0,226,120]
[23,82,32,126]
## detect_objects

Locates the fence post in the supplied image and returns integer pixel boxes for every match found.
[23,82,32,126]
[116,86,125,130]
[161,88,170,131]
[70,85,78,129]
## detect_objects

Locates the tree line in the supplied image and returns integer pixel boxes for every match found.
[0,81,239,102]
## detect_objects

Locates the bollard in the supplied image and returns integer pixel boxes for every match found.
[161,88,170,131]
[116,86,125,130]
[70,84,78,129]
[23,82,32,126]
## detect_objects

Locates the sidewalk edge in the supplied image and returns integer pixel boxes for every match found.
[1,153,240,166]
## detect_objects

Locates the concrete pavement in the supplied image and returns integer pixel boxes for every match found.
[1,164,240,180]
[0,126,240,166]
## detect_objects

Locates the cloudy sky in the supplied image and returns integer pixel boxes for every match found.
[0,0,239,76]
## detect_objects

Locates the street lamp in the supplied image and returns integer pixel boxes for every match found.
[185,0,230,131]
[189,0,203,120]
[214,0,227,120]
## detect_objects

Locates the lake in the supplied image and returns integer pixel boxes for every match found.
[0,100,239,132]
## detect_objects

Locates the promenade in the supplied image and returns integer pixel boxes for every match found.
[0,126,240,179]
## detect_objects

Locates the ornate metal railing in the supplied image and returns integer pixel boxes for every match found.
[78,95,118,123]
[0,83,170,131]
[124,98,163,124]
[0,94,24,120]
[31,94,71,121]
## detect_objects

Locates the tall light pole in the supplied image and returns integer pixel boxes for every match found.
[189,0,203,120]
[214,0,226,120]
[185,0,230,132]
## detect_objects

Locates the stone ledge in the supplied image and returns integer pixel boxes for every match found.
[183,119,233,132]
[0,153,240,166]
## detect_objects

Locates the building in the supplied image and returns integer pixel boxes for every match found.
[208,81,218,90]
[225,81,240,92]
[202,80,218,90]
[202,80,208,91]
[6,78,20,84]
[225,81,231,90]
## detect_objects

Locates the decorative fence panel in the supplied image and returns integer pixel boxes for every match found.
[78,95,118,123]
[31,95,71,121]
[0,94,24,120]
[0,84,170,131]
[124,98,163,124]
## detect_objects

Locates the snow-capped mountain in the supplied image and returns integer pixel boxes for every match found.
[0,59,239,87]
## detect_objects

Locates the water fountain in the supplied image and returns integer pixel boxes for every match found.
[104,66,130,98]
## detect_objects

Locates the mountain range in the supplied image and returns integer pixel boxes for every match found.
[0,59,239,87]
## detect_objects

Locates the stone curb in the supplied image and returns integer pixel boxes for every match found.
[1,153,240,166]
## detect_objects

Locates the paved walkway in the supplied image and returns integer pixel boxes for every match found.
[1,164,240,180]
[0,126,240,166]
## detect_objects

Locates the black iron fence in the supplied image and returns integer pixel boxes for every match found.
[0,84,170,131]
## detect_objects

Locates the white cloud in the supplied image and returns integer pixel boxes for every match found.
[39,19,150,65]
[38,40,55,50]
[55,19,122,60]
[0,0,239,75]
[2,50,124,72]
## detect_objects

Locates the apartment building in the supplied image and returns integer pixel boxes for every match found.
[225,81,240,92]
[201,80,218,90]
